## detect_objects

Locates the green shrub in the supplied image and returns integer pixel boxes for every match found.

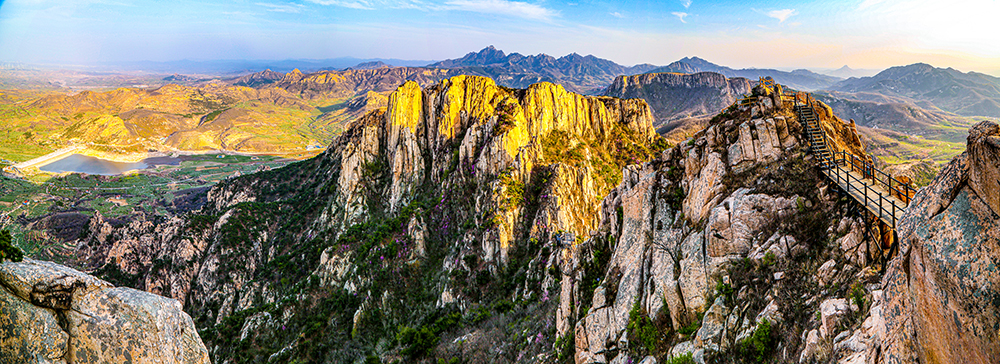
[678,311,703,336]
[851,282,867,312]
[492,299,514,314]
[664,352,695,364]
[762,251,776,267]
[715,280,735,304]
[554,331,575,363]
[397,326,439,358]
[737,319,777,363]
[626,300,660,354]
[0,230,23,263]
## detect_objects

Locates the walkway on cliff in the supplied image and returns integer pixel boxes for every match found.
[795,93,913,235]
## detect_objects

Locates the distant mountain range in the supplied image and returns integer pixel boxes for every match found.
[426,45,658,94]
[62,58,436,74]
[821,65,880,79]
[828,63,1000,117]
[647,56,843,91]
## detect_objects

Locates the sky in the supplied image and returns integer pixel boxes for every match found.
[1,0,999,75]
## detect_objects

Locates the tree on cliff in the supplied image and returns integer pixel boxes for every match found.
[0,230,23,263]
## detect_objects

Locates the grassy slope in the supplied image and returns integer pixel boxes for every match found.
[0,87,359,162]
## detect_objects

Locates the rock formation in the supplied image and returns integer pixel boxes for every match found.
[0,259,208,363]
[862,120,1000,364]
[71,75,665,363]
[603,72,752,140]
[56,77,910,364]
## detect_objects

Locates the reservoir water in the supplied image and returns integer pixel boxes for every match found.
[38,154,178,175]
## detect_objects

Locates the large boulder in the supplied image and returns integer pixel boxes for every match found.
[0,259,209,364]
[874,120,1000,363]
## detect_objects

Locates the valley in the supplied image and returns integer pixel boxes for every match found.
[4,0,1000,362]
[2,46,1000,364]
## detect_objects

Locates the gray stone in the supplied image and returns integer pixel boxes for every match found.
[817,259,837,286]
[694,297,728,352]
[799,329,822,363]
[683,152,726,223]
[0,285,68,363]
[670,340,695,358]
[820,298,852,339]
[0,259,209,364]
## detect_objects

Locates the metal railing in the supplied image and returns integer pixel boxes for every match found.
[795,89,913,270]
[815,150,911,231]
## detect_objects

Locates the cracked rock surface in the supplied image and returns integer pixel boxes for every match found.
[0,259,209,364]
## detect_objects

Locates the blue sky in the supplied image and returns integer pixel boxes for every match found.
[1,0,998,74]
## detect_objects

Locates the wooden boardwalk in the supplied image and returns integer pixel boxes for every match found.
[821,164,907,229]
[794,96,914,232]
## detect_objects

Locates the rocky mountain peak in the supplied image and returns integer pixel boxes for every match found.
[233,68,284,87]
[604,72,753,141]
[350,61,391,69]
[572,81,883,362]
[431,45,508,68]
[864,118,1000,364]
[281,68,305,83]
[66,74,667,363]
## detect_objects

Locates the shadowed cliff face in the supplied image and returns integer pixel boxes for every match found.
[603,72,752,144]
[604,72,752,124]
[73,75,666,363]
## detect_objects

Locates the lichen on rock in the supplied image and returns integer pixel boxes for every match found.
[0,259,209,364]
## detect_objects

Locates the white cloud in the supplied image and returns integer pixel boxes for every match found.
[444,0,558,21]
[304,0,373,10]
[857,0,887,10]
[672,11,688,23]
[610,11,624,18]
[256,2,306,13]
[680,0,692,8]
[766,9,797,23]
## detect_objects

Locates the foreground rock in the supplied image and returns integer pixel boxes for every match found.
[868,120,1000,364]
[0,259,209,364]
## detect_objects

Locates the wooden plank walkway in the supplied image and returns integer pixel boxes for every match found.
[793,96,912,232]
[821,166,907,228]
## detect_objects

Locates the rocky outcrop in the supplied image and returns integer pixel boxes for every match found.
[274,67,458,99]
[312,74,659,262]
[0,259,208,363]
[233,69,284,87]
[71,74,664,363]
[604,72,752,127]
[866,120,1000,364]
[567,83,867,363]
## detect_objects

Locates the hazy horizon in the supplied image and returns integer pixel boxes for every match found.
[1,0,999,76]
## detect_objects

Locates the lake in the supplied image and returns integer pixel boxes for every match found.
[38,154,179,175]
